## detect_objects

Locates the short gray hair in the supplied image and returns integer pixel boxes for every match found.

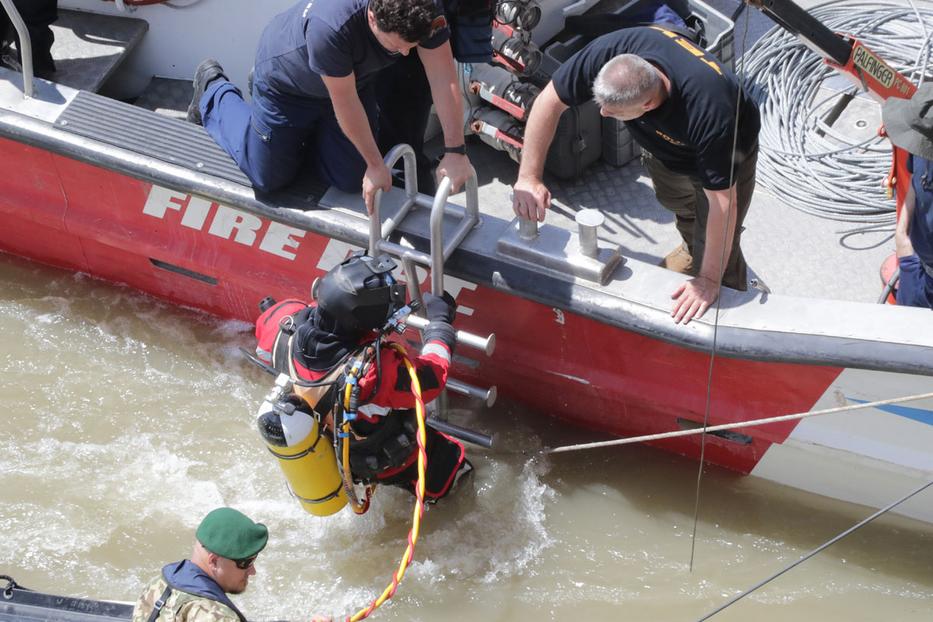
[592,54,662,108]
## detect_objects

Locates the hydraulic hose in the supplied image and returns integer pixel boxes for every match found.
[344,344,428,622]
[742,1,933,225]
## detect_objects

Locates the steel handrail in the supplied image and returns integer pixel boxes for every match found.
[369,143,418,256]
[428,169,479,294]
[369,144,494,357]
[0,0,34,98]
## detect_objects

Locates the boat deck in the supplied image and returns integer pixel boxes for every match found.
[124,74,892,305]
[10,0,892,307]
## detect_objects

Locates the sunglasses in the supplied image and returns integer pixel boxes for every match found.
[233,555,257,570]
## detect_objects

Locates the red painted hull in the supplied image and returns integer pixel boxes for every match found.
[0,138,843,473]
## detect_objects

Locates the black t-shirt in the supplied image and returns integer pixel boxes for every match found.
[254,0,450,99]
[552,26,760,189]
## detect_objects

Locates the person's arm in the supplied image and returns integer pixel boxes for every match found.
[418,42,474,192]
[512,82,567,221]
[896,184,916,259]
[320,73,391,215]
[359,293,456,409]
[670,185,737,324]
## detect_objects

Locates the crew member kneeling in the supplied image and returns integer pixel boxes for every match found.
[254,253,472,505]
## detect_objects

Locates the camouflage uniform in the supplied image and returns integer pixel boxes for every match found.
[132,576,241,622]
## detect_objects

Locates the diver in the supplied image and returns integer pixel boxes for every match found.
[253,252,472,507]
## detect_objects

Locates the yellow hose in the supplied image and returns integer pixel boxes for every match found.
[345,343,428,622]
[341,378,372,515]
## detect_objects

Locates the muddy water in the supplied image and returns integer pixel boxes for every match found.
[2,254,932,621]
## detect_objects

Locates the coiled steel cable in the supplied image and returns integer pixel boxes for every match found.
[741,1,933,225]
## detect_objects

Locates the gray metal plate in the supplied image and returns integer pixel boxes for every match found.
[56,90,253,186]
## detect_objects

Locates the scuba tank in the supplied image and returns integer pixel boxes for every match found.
[255,374,348,517]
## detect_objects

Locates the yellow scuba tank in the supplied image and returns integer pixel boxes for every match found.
[256,375,347,516]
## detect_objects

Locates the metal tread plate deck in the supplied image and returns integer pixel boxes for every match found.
[48,9,148,94]
[55,89,326,202]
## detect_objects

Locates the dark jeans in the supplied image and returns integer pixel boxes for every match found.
[644,146,758,291]
[200,76,377,194]
[896,254,933,309]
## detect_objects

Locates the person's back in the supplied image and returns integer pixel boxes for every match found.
[552,26,760,181]
[254,0,410,100]
[906,155,933,269]
[882,85,933,309]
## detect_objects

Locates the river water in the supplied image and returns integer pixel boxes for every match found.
[2,253,932,621]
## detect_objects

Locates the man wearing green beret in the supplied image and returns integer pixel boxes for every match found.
[132,507,271,622]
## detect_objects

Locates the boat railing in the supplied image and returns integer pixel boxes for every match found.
[0,0,34,99]
[370,143,497,410]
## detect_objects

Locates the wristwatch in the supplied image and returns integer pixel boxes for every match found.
[443,144,467,155]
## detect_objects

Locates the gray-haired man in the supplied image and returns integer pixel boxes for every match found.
[512,26,760,323]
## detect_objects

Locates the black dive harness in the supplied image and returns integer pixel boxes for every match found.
[268,307,420,482]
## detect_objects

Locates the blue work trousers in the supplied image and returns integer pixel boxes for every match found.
[896,254,933,309]
[200,77,377,194]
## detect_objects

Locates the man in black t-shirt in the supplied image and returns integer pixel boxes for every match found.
[190,0,473,213]
[512,26,760,324]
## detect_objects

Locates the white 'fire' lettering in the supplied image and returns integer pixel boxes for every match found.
[142,185,306,260]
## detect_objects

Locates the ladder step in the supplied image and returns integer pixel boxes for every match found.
[50,9,148,93]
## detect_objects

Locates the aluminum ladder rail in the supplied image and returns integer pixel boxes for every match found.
[0,0,34,98]
[369,144,497,413]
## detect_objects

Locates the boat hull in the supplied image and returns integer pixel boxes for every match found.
[2,132,932,522]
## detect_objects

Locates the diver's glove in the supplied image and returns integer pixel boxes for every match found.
[422,291,457,354]
[424,291,457,324]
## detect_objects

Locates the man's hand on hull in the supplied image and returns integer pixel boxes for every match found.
[671,276,720,324]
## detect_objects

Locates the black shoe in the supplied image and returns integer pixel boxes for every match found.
[187,59,227,125]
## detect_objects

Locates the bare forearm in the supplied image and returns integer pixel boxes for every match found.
[430,74,465,147]
[517,82,566,182]
[420,44,466,147]
[331,95,382,167]
[700,187,738,283]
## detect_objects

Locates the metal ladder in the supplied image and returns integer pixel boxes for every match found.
[369,144,497,440]
[0,0,34,98]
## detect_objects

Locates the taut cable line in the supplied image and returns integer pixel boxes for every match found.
[695,476,933,621]
[546,391,933,454]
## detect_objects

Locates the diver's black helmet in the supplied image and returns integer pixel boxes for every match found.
[314,253,405,333]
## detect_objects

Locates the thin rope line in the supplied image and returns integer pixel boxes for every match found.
[545,391,933,454]
[688,7,754,573]
[695,476,933,621]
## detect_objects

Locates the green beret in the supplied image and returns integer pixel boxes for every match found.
[196,507,268,560]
